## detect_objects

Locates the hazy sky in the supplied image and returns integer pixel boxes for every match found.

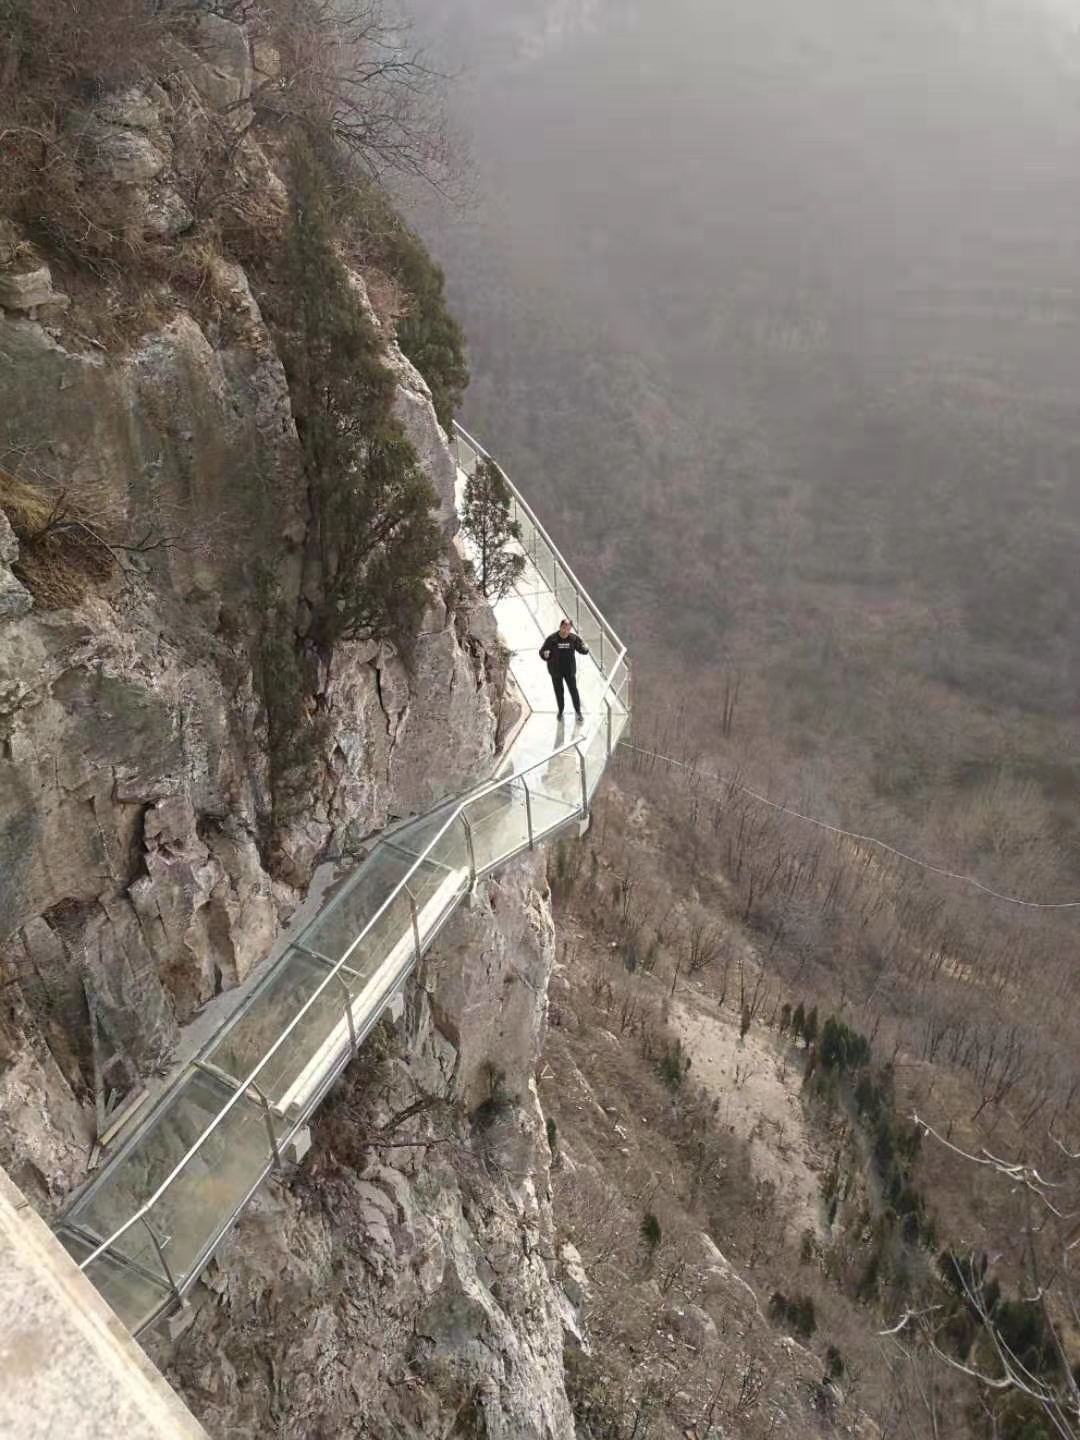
[408,0,1080,706]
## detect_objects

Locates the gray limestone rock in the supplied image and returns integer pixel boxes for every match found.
[143,185,194,239]
[0,512,17,566]
[175,15,253,110]
[0,567,31,620]
[0,68,534,1429]
[662,1301,719,1351]
[78,119,168,184]
[91,86,164,131]
[559,1241,591,1309]
[0,267,61,313]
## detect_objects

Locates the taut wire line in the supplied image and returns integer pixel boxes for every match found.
[616,741,1080,911]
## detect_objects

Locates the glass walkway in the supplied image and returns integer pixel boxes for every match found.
[53,423,630,1336]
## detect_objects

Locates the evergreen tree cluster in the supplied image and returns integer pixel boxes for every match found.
[282,139,444,657]
[461,458,526,601]
[340,175,469,431]
[768,1289,817,1339]
[780,1002,934,1251]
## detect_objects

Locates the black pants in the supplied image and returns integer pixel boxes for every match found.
[551,669,581,717]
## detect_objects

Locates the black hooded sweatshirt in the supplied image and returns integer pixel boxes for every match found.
[540,630,589,675]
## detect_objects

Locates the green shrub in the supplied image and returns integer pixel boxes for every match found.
[656,1037,690,1092]
[768,1290,816,1339]
[640,1212,662,1251]
[339,175,468,429]
[283,141,443,657]
[461,457,525,600]
[546,1115,558,1156]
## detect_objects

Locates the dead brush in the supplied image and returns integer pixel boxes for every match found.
[0,0,171,263]
[0,469,117,608]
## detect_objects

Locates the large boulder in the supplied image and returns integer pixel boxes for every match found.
[77,116,169,184]
[0,266,66,315]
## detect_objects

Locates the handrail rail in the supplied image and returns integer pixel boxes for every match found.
[452,420,627,660]
[72,433,629,1285]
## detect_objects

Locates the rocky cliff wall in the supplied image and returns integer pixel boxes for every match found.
[0,12,499,1205]
[0,304,498,1208]
[1,16,579,1439]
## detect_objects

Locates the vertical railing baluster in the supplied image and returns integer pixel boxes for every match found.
[336,973,357,1056]
[522,778,535,849]
[249,1080,282,1170]
[461,812,477,885]
[605,697,613,758]
[576,742,589,815]
[140,1218,184,1310]
[408,890,422,963]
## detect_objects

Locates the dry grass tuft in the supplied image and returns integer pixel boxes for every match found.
[0,469,116,608]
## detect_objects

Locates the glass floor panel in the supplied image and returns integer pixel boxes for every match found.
[204,946,348,1108]
[385,799,465,861]
[464,783,533,875]
[66,1069,274,1291]
[300,845,418,963]
[57,1228,173,1334]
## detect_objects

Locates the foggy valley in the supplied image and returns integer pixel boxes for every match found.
[2,0,1080,1435]
[404,1,1080,1433]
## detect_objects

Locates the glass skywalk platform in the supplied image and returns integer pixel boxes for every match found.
[54,423,630,1335]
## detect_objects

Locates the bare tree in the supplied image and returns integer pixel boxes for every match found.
[259,0,458,189]
[885,1116,1080,1439]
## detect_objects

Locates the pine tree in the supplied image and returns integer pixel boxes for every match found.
[805,1006,819,1050]
[462,457,526,600]
[284,139,441,657]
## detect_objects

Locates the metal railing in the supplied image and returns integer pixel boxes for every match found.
[54,423,630,1335]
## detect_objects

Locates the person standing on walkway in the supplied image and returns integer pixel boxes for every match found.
[540,618,589,721]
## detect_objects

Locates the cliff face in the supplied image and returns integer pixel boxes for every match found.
[0,16,580,1438]
[0,15,498,1202]
[0,289,498,1203]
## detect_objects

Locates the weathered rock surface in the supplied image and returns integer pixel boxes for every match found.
[0,241,497,1211]
[143,184,194,239]
[0,23,566,1436]
[77,116,169,184]
[0,513,31,619]
[185,13,254,109]
[0,265,67,315]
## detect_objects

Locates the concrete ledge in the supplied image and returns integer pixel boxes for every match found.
[0,1168,208,1440]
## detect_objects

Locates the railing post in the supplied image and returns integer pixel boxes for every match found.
[461,812,477,885]
[522,778,535,849]
[408,890,422,963]
[605,697,613,758]
[335,973,357,1056]
[599,631,606,670]
[575,743,589,815]
[249,1080,282,1170]
[140,1218,184,1310]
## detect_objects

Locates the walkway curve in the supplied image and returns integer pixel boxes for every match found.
[53,423,630,1336]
